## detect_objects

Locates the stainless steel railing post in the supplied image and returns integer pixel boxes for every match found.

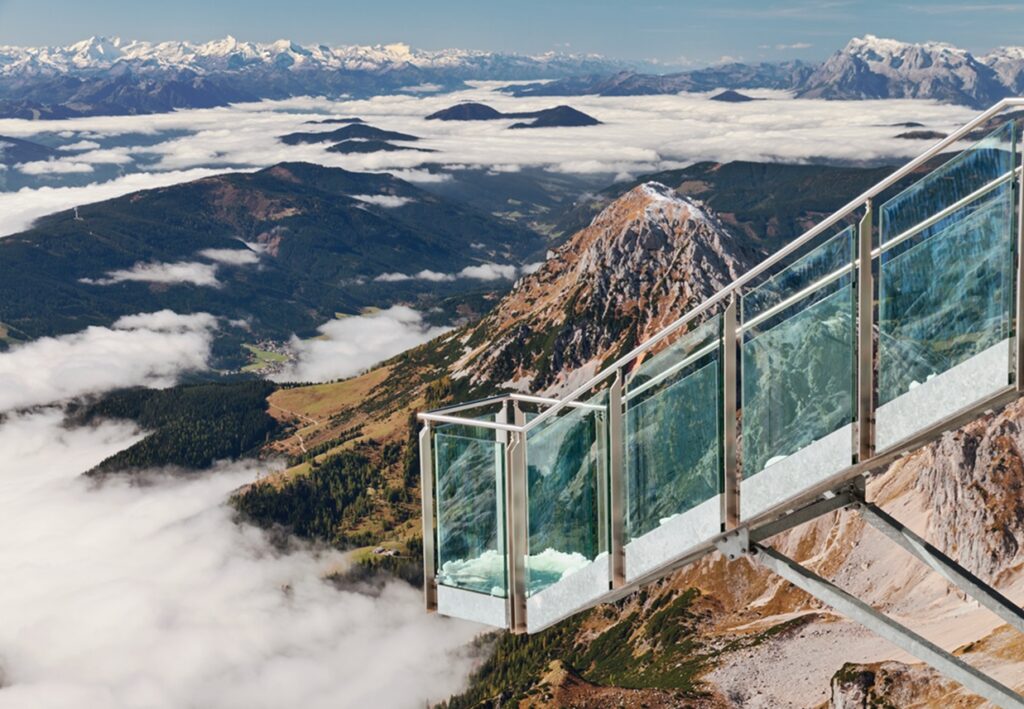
[722,298,740,529]
[608,370,626,587]
[506,402,529,632]
[857,202,876,462]
[419,423,437,612]
[1016,159,1024,391]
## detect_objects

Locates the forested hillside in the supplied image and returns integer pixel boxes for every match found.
[73,380,279,474]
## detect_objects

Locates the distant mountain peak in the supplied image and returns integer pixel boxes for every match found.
[456,181,750,391]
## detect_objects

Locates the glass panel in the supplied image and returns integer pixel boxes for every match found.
[434,423,507,597]
[624,315,721,544]
[524,396,607,597]
[877,124,1016,449]
[880,123,1015,246]
[740,227,856,518]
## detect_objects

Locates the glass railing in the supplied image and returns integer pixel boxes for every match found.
[523,392,610,632]
[433,418,508,627]
[420,105,1023,632]
[623,314,722,580]
[876,123,1017,450]
[740,227,857,519]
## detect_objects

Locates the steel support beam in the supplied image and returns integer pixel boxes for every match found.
[859,503,1024,635]
[419,424,437,612]
[749,490,859,543]
[722,299,740,529]
[751,543,1024,709]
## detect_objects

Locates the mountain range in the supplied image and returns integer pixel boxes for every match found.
[0,36,631,119]
[508,35,1024,108]
[3,34,1024,119]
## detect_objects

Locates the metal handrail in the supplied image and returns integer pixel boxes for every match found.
[418,98,1024,434]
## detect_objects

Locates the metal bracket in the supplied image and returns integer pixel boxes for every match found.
[715,528,750,561]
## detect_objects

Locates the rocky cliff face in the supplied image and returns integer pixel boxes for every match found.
[452,182,755,392]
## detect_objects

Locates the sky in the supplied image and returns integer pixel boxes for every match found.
[1,0,1023,65]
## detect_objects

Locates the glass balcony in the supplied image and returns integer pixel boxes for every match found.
[421,105,1024,634]
[740,227,857,519]
[523,393,609,632]
[433,419,508,627]
[623,314,722,580]
[876,123,1017,450]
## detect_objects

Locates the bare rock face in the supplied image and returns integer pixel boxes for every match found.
[889,398,1024,584]
[454,182,754,392]
[829,662,968,708]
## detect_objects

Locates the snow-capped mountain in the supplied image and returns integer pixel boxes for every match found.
[0,35,626,78]
[798,35,1013,107]
[0,36,634,119]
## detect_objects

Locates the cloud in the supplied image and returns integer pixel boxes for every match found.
[0,409,481,709]
[760,42,814,50]
[273,306,449,383]
[374,263,520,283]
[459,263,518,280]
[351,194,415,208]
[80,260,222,287]
[0,311,217,412]
[198,247,262,265]
[57,139,102,151]
[16,159,94,175]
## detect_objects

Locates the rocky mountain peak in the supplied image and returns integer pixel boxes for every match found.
[454,181,752,392]
[799,34,1008,107]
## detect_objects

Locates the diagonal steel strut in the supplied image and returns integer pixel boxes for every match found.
[747,542,1024,709]
[858,502,1024,636]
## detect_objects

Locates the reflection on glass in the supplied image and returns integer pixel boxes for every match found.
[741,227,856,478]
[880,123,1015,246]
[434,423,506,596]
[624,315,721,542]
[525,396,606,596]
[878,123,1016,424]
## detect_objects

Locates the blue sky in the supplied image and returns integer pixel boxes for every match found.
[1,0,1022,65]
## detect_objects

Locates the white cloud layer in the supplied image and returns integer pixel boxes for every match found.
[16,159,94,175]
[0,409,481,709]
[198,247,262,265]
[0,311,217,412]
[81,260,222,287]
[274,306,449,383]
[375,262,522,283]
[0,88,978,238]
[351,194,415,208]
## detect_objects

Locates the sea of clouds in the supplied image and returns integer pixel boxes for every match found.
[0,313,483,708]
[0,84,977,237]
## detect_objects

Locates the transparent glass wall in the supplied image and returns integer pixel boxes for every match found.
[525,396,606,593]
[740,227,856,519]
[524,394,609,630]
[434,422,507,597]
[877,123,1017,450]
[623,315,722,579]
